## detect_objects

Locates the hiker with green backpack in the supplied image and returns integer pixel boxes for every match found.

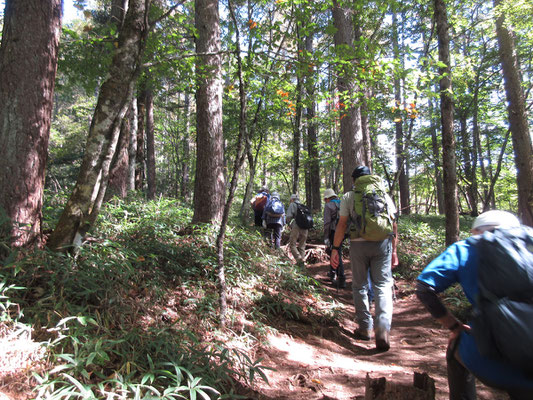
[416,210,533,400]
[330,166,398,352]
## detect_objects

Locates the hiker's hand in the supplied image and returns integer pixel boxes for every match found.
[391,250,399,268]
[330,249,339,269]
[449,322,471,341]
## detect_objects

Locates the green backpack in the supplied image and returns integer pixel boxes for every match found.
[351,175,394,241]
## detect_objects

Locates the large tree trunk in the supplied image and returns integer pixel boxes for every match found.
[332,0,365,193]
[429,95,445,214]
[192,0,224,224]
[0,0,62,248]
[145,88,156,200]
[494,0,533,227]
[48,0,150,251]
[434,0,459,245]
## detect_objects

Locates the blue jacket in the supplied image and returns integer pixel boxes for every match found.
[418,239,533,389]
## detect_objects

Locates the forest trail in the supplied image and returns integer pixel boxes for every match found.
[246,257,506,400]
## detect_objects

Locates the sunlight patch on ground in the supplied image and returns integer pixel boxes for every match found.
[0,323,45,380]
[266,332,404,373]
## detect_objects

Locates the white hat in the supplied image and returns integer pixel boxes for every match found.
[471,210,520,230]
[290,194,299,201]
[323,188,337,199]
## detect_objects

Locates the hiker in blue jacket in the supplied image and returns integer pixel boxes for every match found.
[416,210,533,400]
[262,192,285,249]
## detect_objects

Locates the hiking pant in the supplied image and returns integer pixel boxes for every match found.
[289,224,308,262]
[254,209,263,227]
[349,238,393,332]
[448,336,533,400]
[266,223,283,249]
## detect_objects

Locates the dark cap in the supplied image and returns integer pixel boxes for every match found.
[351,166,370,180]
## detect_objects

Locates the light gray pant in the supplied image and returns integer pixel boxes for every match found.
[349,238,393,332]
[289,224,308,262]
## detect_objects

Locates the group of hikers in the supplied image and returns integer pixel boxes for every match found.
[251,164,533,400]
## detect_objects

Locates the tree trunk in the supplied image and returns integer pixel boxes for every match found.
[429,95,445,214]
[192,0,225,224]
[305,34,321,212]
[48,0,150,251]
[180,92,191,202]
[434,0,459,245]
[136,90,146,191]
[107,105,131,199]
[128,97,138,192]
[332,0,365,193]
[145,89,156,200]
[494,0,533,226]
[0,0,62,248]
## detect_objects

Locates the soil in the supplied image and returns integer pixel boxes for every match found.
[243,257,508,400]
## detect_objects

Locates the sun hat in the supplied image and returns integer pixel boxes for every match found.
[471,210,520,231]
[290,194,299,201]
[351,165,371,180]
[323,188,337,199]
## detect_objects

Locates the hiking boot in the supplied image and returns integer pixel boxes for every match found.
[375,328,390,352]
[354,328,371,341]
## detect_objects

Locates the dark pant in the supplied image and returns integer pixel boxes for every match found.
[328,230,345,281]
[447,338,533,400]
[254,209,263,226]
[266,223,282,249]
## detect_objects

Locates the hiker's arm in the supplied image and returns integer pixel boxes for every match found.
[391,222,398,267]
[415,281,470,338]
[330,215,348,269]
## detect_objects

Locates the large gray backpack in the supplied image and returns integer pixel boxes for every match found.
[468,226,533,375]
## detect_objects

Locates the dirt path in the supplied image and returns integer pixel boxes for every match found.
[248,259,506,400]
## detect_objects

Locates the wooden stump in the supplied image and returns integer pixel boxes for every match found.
[364,371,435,400]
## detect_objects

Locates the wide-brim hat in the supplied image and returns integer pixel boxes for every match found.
[323,188,337,199]
[471,210,520,230]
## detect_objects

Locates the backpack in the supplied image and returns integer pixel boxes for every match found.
[252,192,268,211]
[468,226,533,374]
[351,175,394,241]
[265,197,284,217]
[330,198,341,230]
[295,203,314,229]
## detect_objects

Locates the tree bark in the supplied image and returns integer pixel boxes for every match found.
[136,89,146,191]
[145,88,156,200]
[434,0,459,245]
[494,0,533,226]
[180,92,191,202]
[48,0,150,251]
[128,97,138,192]
[192,0,225,224]
[332,0,365,193]
[0,0,62,248]
[107,104,131,199]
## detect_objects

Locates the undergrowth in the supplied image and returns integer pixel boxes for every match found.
[0,197,342,399]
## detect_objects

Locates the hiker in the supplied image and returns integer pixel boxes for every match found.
[330,166,398,351]
[262,191,286,249]
[416,210,533,400]
[286,194,312,265]
[251,187,270,227]
[323,189,346,288]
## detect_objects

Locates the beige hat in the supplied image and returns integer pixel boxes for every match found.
[471,210,520,230]
[323,188,337,199]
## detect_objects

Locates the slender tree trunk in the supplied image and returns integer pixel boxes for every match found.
[128,97,138,192]
[494,0,533,226]
[0,0,62,248]
[48,0,150,251]
[192,0,224,224]
[107,106,131,199]
[180,92,191,202]
[136,91,146,191]
[145,89,156,200]
[332,0,365,193]
[434,0,459,245]
[305,34,321,212]
[292,30,303,195]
